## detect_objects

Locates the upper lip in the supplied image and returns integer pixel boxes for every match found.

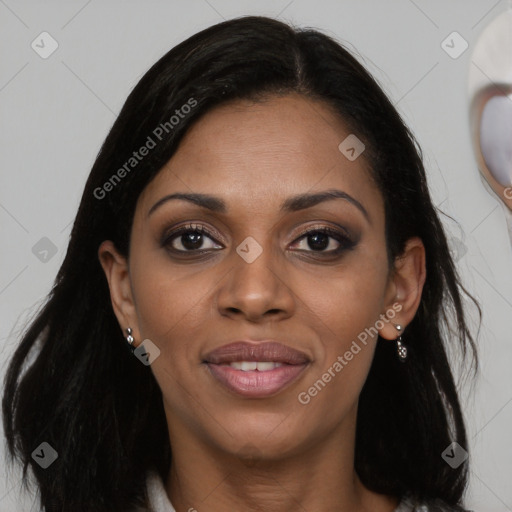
[203,341,310,365]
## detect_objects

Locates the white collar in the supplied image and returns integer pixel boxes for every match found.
[146,470,176,512]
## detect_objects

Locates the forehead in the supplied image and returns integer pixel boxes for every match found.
[137,93,382,219]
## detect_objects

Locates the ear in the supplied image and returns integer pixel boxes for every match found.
[98,240,140,345]
[378,236,426,341]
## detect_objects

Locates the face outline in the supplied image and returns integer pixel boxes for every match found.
[99,92,426,466]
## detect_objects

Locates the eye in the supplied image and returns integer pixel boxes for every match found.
[161,223,356,257]
[162,224,223,253]
[290,225,356,255]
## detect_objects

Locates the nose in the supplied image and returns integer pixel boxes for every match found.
[215,238,296,323]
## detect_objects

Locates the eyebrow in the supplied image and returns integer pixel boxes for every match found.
[147,189,370,223]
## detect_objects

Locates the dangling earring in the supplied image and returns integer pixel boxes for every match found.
[126,327,135,353]
[394,324,407,362]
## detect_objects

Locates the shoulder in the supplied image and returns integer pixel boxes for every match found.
[396,494,477,512]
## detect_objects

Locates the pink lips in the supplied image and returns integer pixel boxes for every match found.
[204,341,310,398]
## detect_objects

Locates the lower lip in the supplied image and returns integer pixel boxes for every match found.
[206,363,308,398]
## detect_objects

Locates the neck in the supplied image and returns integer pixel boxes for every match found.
[164,404,399,512]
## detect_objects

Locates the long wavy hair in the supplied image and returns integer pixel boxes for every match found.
[2,15,480,512]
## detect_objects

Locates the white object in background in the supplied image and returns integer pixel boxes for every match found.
[468,6,512,246]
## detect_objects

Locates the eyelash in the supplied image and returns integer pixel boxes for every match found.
[161,223,355,257]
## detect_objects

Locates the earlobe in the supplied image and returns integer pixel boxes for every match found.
[378,236,426,341]
[98,240,139,339]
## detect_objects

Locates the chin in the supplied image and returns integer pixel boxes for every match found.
[207,411,314,461]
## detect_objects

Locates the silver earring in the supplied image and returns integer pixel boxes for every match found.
[394,324,407,362]
[126,327,135,352]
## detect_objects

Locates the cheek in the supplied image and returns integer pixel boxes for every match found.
[130,264,211,413]
[296,258,387,399]
[130,254,212,362]
[302,259,387,344]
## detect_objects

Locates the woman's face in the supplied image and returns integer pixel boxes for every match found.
[106,93,405,460]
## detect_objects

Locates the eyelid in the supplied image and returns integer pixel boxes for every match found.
[293,223,353,242]
[160,223,223,247]
[160,222,351,243]
[161,221,356,256]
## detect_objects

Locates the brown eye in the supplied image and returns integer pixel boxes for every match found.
[291,226,356,255]
[162,224,223,253]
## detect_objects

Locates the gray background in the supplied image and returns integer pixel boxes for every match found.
[1,0,511,510]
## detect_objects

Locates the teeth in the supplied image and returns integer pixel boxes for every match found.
[228,361,283,371]
[233,361,257,371]
[255,362,280,371]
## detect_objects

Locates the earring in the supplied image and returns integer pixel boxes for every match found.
[126,327,135,353]
[395,324,407,362]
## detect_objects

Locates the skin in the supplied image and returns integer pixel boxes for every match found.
[99,93,426,512]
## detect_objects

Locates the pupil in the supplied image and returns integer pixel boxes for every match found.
[308,233,328,250]
[182,232,203,250]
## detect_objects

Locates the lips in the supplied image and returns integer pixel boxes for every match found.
[203,341,310,398]
[204,341,310,365]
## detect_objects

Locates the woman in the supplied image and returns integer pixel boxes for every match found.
[2,15,480,512]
